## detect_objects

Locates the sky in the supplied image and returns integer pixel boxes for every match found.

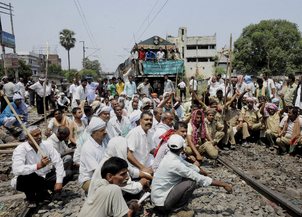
[1,0,302,72]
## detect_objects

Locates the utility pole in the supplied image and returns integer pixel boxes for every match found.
[79,41,85,68]
[0,2,16,78]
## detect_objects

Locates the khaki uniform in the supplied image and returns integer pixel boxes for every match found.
[223,108,241,145]
[240,106,263,139]
[265,111,280,146]
[203,118,224,158]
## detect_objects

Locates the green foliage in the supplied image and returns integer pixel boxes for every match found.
[0,60,32,79]
[48,64,62,75]
[78,69,99,79]
[215,66,226,75]
[63,69,78,82]
[233,19,302,75]
[59,29,76,51]
[17,60,32,79]
[83,58,102,74]
[59,29,76,71]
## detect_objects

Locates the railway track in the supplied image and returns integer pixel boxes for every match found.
[218,156,302,217]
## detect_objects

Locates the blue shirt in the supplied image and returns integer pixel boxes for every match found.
[0,102,28,126]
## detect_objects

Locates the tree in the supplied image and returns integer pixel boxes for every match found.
[59,29,76,71]
[48,64,62,75]
[83,58,102,74]
[233,20,302,75]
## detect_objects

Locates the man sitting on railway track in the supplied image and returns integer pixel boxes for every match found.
[276,107,302,154]
[78,157,140,217]
[151,134,232,216]
[0,93,28,141]
[45,126,74,171]
[78,117,108,194]
[11,126,68,207]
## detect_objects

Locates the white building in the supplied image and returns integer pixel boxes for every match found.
[167,27,217,78]
[18,52,42,76]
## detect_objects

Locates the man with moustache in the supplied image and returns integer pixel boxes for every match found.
[11,126,66,206]
[127,111,154,175]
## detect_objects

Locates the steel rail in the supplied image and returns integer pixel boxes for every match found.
[218,156,302,217]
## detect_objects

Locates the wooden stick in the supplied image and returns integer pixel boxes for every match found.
[3,96,46,156]
[0,142,20,149]
[0,149,13,154]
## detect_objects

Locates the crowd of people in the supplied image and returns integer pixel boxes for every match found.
[1,70,302,216]
[130,45,182,75]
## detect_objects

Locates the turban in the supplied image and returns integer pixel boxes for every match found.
[129,110,142,127]
[39,77,46,82]
[206,108,216,115]
[96,106,110,116]
[272,98,280,104]
[168,134,185,150]
[13,93,23,101]
[246,97,256,102]
[151,93,158,98]
[86,117,106,135]
[244,75,252,84]
[266,103,278,111]
[141,97,151,108]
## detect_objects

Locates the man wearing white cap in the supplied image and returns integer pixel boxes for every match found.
[0,93,28,140]
[151,134,232,216]
[79,117,107,193]
[96,105,117,141]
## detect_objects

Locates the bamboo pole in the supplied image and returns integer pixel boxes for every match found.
[43,42,49,124]
[0,142,20,149]
[3,96,46,156]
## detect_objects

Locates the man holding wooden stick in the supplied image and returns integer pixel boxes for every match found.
[11,126,66,207]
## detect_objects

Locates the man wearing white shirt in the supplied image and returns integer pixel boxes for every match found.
[263,72,276,99]
[72,78,88,108]
[127,111,154,175]
[125,76,137,98]
[156,47,165,61]
[189,76,197,93]
[79,117,107,193]
[178,80,186,100]
[152,112,174,150]
[86,77,99,104]
[163,74,175,93]
[108,105,131,137]
[29,77,48,115]
[14,78,26,97]
[11,126,66,206]
[69,79,78,101]
[151,135,232,215]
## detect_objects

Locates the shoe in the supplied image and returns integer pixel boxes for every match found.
[230,145,236,150]
[27,201,37,208]
[175,210,194,217]
[242,142,248,147]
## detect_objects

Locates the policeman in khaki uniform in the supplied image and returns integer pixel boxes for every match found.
[201,108,225,159]
[239,97,263,144]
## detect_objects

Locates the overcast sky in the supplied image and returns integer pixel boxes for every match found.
[1,0,301,72]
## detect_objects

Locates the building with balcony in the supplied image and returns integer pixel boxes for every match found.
[167,27,217,78]
[18,52,41,76]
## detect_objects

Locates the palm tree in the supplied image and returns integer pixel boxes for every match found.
[59,29,76,71]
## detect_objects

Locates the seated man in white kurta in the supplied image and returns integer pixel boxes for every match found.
[78,117,107,194]
[126,111,154,176]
